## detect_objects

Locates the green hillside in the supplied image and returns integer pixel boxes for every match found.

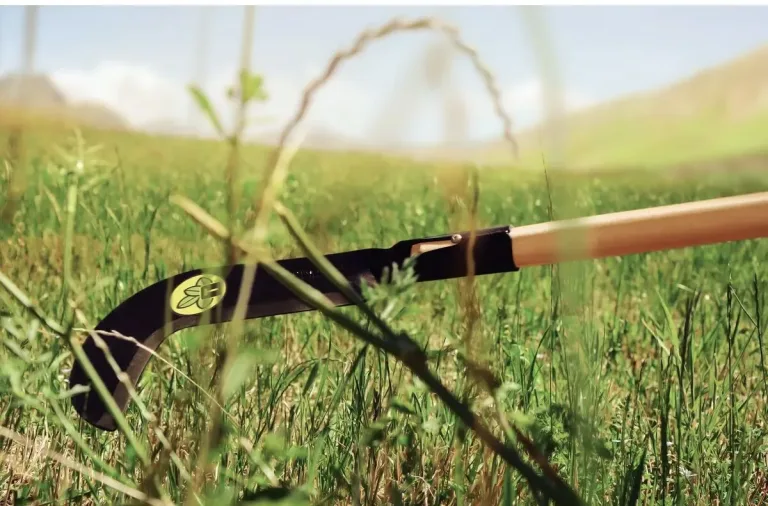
[456,44,768,170]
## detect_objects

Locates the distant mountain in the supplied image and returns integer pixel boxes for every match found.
[6,42,768,171]
[0,73,67,109]
[67,102,130,131]
[0,72,130,131]
[407,43,768,169]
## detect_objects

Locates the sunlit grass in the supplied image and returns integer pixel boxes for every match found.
[1,115,767,504]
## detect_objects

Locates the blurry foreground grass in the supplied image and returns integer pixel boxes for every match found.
[1,124,768,505]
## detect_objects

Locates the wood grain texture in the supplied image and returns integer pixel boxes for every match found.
[509,192,768,268]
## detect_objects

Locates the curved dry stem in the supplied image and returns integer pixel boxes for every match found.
[247,15,518,228]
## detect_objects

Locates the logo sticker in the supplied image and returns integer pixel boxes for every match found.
[170,274,227,316]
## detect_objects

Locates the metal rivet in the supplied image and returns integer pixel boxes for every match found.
[451,234,462,244]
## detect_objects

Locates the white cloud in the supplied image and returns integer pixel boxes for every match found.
[50,61,375,142]
[502,78,594,126]
[239,68,374,140]
[52,62,189,129]
[390,77,594,144]
[48,61,593,146]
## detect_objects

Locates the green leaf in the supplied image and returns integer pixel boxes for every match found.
[239,488,310,506]
[184,286,201,297]
[262,432,287,458]
[222,348,279,401]
[388,482,405,506]
[305,431,328,488]
[301,362,320,397]
[390,398,417,416]
[187,85,225,137]
[642,318,670,357]
[623,449,646,506]
[239,70,269,104]
[656,288,681,360]
[176,295,199,309]
[362,420,389,447]
[422,416,441,435]
[222,350,259,401]
[501,465,514,506]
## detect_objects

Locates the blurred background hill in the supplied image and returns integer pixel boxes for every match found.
[0,72,130,131]
[3,42,768,172]
[1,6,767,173]
[402,43,768,168]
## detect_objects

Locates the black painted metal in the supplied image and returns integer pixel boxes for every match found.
[69,226,518,431]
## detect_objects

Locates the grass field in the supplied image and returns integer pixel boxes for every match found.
[1,122,768,506]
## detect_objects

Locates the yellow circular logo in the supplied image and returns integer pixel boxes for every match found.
[170,274,227,316]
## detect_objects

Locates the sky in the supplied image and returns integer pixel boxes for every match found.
[0,5,767,146]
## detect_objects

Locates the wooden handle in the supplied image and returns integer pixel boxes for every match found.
[509,191,768,268]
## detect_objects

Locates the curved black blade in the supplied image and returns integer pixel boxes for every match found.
[69,226,517,431]
[69,249,385,431]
